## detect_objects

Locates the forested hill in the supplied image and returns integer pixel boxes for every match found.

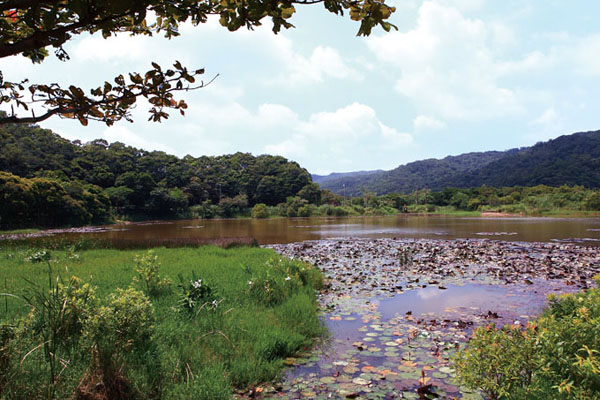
[0,122,313,228]
[462,130,600,188]
[317,130,600,195]
[315,150,513,195]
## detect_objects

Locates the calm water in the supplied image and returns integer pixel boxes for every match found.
[67,215,600,245]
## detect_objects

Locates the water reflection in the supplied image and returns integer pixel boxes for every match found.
[42,215,600,245]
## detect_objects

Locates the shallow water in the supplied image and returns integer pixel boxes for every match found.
[263,238,598,399]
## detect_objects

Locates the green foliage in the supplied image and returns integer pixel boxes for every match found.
[0,322,15,397]
[83,287,155,389]
[0,123,319,225]
[18,267,98,398]
[0,170,111,229]
[251,203,269,218]
[218,194,248,217]
[454,324,537,399]
[2,0,395,125]
[132,250,172,297]
[298,183,322,205]
[246,256,322,306]
[455,280,600,399]
[177,272,215,314]
[585,192,600,210]
[297,204,313,217]
[0,246,323,398]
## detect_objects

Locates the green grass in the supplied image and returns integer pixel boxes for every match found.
[429,206,482,217]
[0,228,42,235]
[0,246,323,399]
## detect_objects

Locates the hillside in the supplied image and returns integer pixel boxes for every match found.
[0,121,313,228]
[317,130,600,195]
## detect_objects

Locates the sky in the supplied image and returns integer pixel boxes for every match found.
[2,0,600,175]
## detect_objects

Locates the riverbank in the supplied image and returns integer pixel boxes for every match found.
[0,246,323,399]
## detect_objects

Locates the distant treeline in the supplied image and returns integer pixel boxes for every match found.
[372,185,600,215]
[0,122,313,228]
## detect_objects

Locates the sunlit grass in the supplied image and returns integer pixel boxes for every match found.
[0,246,323,399]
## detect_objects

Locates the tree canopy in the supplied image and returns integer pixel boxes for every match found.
[0,0,395,126]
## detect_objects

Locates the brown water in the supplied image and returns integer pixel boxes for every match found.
[66,215,600,245]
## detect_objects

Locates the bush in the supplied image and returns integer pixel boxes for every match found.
[585,192,600,211]
[133,250,171,297]
[251,203,269,218]
[454,279,600,399]
[297,205,312,217]
[83,287,155,384]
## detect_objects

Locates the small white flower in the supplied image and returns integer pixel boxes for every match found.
[248,281,253,285]
[191,279,202,289]
[285,276,291,281]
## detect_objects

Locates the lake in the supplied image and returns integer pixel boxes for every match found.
[58,215,600,245]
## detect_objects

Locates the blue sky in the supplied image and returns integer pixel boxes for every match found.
[2,0,600,174]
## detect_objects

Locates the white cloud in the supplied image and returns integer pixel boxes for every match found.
[73,35,149,62]
[572,34,600,76]
[379,122,413,147]
[413,115,446,131]
[270,42,363,85]
[265,102,413,169]
[103,125,176,153]
[366,1,542,121]
[531,107,559,127]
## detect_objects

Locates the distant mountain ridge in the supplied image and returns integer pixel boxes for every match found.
[315,130,600,195]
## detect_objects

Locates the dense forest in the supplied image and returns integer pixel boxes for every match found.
[0,121,313,228]
[316,130,600,195]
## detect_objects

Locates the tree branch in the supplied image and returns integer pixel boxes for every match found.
[0,108,60,124]
[0,19,90,58]
[0,0,60,13]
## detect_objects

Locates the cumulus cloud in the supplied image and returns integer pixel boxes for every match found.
[366,1,542,120]
[173,99,412,172]
[269,41,363,85]
[73,35,150,62]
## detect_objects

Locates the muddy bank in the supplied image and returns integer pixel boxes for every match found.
[257,238,600,399]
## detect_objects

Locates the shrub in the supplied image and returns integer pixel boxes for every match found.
[83,287,154,377]
[133,250,171,297]
[18,272,98,398]
[251,203,269,218]
[454,324,537,399]
[297,205,312,217]
[585,192,600,211]
[455,279,600,399]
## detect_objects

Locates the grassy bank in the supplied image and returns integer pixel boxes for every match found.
[0,245,323,399]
